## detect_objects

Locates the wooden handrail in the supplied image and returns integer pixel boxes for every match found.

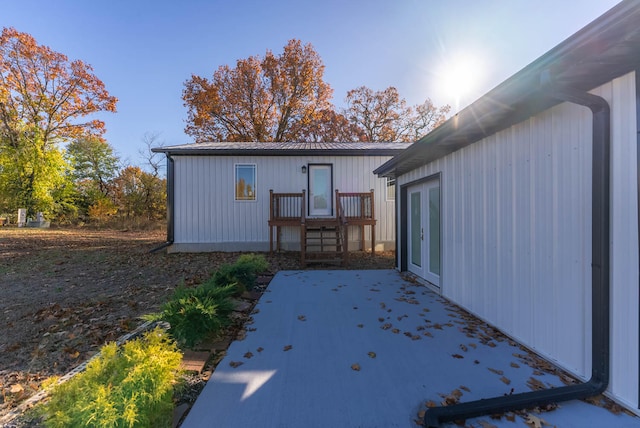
[269,190,304,221]
[336,191,374,220]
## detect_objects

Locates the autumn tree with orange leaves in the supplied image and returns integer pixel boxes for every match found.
[183,39,334,143]
[0,27,117,217]
[344,86,450,142]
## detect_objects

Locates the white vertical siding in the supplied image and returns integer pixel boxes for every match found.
[172,154,396,251]
[397,72,639,408]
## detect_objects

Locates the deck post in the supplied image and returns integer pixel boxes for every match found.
[370,189,375,255]
[269,189,274,254]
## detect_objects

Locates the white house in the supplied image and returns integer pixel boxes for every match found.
[375,0,640,423]
[153,142,410,257]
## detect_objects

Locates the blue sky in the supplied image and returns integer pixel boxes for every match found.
[2,0,621,166]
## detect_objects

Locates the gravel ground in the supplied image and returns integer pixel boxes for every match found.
[0,227,394,425]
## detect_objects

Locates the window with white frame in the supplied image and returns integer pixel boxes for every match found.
[386,177,396,201]
[235,164,257,201]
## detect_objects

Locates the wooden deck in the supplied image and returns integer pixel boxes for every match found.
[268,189,377,266]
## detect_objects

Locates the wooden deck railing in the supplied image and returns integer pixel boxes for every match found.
[335,190,349,264]
[336,190,376,254]
[268,189,376,255]
[269,190,305,254]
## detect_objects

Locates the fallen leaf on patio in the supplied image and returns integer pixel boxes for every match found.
[351,363,361,371]
[474,360,480,364]
[424,331,433,338]
[357,324,364,328]
[283,345,293,352]
[256,347,264,352]
[452,354,464,359]
[368,351,376,358]
[411,335,421,340]
[499,376,511,385]
[392,328,400,334]
[425,400,438,408]
[297,315,306,321]
[460,344,468,352]
[433,323,443,330]
[478,421,498,428]
[422,307,430,312]
[487,342,497,348]
[417,410,426,419]
[381,323,392,330]
[244,352,253,359]
[378,317,385,322]
[251,308,260,314]
[524,414,549,428]
[469,343,477,349]
[229,361,243,368]
[380,302,386,309]
[526,377,546,391]
[460,385,470,392]
[510,362,520,368]
[9,384,24,394]
[441,388,463,406]
[488,368,504,375]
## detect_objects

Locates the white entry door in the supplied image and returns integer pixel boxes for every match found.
[308,164,332,217]
[407,180,441,287]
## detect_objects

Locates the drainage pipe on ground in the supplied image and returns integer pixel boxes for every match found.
[423,86,611,427]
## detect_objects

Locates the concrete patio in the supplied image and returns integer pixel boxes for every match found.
[182,270,640,427]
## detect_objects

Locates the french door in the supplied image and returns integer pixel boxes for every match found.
[407,179,441,287]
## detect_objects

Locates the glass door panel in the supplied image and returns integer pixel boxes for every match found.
[308,164,332,217]
[410,191,422,267]
[428,185,440,278]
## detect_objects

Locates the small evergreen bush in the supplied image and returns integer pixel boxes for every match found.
[213,253,269,294]
[144,283,236,348]
[42,327,182,428]
[144,254,268,347]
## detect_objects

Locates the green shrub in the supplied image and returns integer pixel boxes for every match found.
[42,327,182,428]
[144,283,236,348]
[213,253,269,294]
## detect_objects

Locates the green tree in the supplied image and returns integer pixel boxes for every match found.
[0,128,72,218]
[66,137,119,218]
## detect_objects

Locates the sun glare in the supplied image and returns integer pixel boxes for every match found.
[438,53,485,111]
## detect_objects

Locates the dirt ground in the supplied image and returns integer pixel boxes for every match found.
[0,227,394,420]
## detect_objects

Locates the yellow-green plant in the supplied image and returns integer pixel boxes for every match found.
[42,327,182,428]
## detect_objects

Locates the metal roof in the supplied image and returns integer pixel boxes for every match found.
[374,0,640,178]
[152,141,412,156]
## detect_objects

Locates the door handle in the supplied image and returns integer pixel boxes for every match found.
[421,228,424,241]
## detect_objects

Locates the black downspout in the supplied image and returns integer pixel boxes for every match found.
[424,88,610,427]
[150,154,175,253]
